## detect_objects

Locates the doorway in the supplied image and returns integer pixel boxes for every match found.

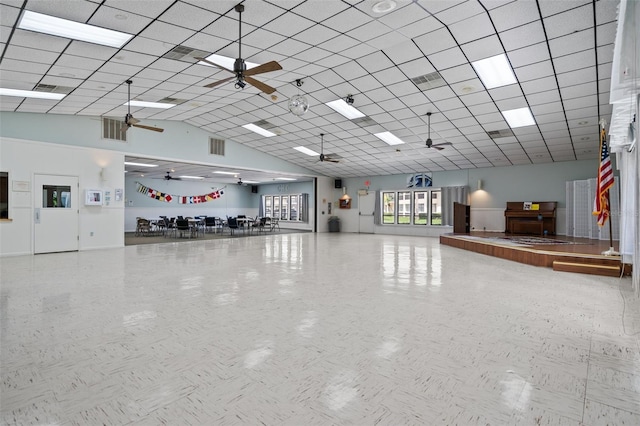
[358,191,375,233]
[34,174,79,254]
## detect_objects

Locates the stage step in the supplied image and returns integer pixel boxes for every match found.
[552,261,620,277]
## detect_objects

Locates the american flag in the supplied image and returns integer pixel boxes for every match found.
[593,127,613,226]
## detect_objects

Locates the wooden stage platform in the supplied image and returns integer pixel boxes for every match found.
[440,232,625,277]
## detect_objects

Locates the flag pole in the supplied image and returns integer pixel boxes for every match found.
[599,119,618,256]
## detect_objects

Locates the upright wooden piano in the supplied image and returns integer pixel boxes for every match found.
[504,201,556,236]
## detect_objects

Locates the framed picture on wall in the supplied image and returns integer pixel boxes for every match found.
[85,189,103,206]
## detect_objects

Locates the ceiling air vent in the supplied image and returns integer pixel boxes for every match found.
[102,117,127,142]
[163,45,211,62]
[252,119,282,135]
[487,129,514,139]
[411,71,446,91]
[158,97,187,105]
[209,137,225,156]
[34,83,74,94]
[352,116,377,127]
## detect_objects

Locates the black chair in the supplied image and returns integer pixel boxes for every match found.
[165,217,176,238]
[227,217,240,235]
[204,216,217,233]
[175,219,193,238]
[252,217,267,233]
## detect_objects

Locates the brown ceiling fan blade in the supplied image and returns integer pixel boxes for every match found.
[194,57,233,73]
[245,76,276,94]
[128,116,140,125]
[325,158,340,163]
[244,61,282,77]
[204,75,236,89]
[132,123,164,133]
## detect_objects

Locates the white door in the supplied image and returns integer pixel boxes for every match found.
[358,192,375,233]
[34,174,79,254]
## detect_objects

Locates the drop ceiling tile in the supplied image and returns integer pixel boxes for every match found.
[372,66,408,86]
[120,36,170,57]
[4,44,61,64]
[356,51,396,74]
[526,90,561,106]
[378,2,431,29]
[0,58,51,74]
[0,70,41,85]
[553,50,596,74]
[428,47,468,70]
[489,0,539,32]
[269,38,312,57]
[0,4,20,26]
[424,86,457,101]
[159,2,221,31]
[384,40,425,65]
[336,43,377,61]
[386,80,421,98]
[138,21,195,44]
[398,57,437,80]
[500,21,546,51]
[544,5,593,39]
[507,42,551,68]
[563,94,598,111]
[530,101,564,115]
[291,1,350,22]
[293,24,341,47]
[105,0,175,19]
[413,28,457,56]
[460,91,494,107]
[520,76,558,94]
[467,103,499,116]
[322,6,372,33]
[548,29,595,59]
[556,67,596,87]
[448,12,496,44]
[460,35,504,63]
[488,84,524,101]
[397,15,444,39]
[560,81,598,100]
[25,0,100,21]
[10,29,70,53]
[514,60,555,82]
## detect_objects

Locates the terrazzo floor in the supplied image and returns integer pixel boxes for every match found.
[1,233,638,425]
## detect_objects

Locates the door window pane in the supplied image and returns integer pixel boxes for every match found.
[43,185,71,208]
[431,190,442,225]
[382,192,395,224]
[264,196,272,218]
[290,196,298,221]
[281,196,289,220]
[273,196,280,219]
[413,191,428,225]
[398,191,411,224]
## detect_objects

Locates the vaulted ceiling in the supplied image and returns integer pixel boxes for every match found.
[0,0,621,179]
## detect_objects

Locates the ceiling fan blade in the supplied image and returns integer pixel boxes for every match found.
[128,116,140,125]
[194,57,233,73]
[245,76,276,94]
[204,75,236,89]
[244,61,282,77]
[132,123,164,133]
[432,142,452,147]
[325,158,340,163]
[433,146,446,151]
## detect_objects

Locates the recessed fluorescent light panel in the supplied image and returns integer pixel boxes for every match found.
[213,171,238,175]
[178,175,204,180]
[325,99,366,120]
[199,54,258,70]
[276,177,296,181]
[124,161,158,167]
[124,100,175,109]
[18,11,133,48]
[374,131,405,146]
[294,146,320,156]
[501,107,536,128]
[243,123,276,137]
[471,54,517,89]
[0,88,66,100]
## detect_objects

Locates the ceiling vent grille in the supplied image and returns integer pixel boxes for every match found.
[411,72,446,91]
[352,116,377,127]
[102,117,127,142]
[34,83,74,94]
[158,97,187,105]
[209,137,225,156]
[487,129,514,139]
[252,119,282,135]
[163,45,211,62]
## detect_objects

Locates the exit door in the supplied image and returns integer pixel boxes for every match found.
[358,192,375,233]
[34,174,79,254]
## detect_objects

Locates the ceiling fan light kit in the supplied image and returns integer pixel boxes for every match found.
[198,4,282,95]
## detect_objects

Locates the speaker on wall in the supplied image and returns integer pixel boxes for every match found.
[334,179,342,188]
[251,185,258,193]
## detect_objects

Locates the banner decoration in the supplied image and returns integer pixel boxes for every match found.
[136,182,172,202]
[179,189,224,204]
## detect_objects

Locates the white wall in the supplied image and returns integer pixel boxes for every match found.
[1,138,124,256]
[124,174,258,232]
